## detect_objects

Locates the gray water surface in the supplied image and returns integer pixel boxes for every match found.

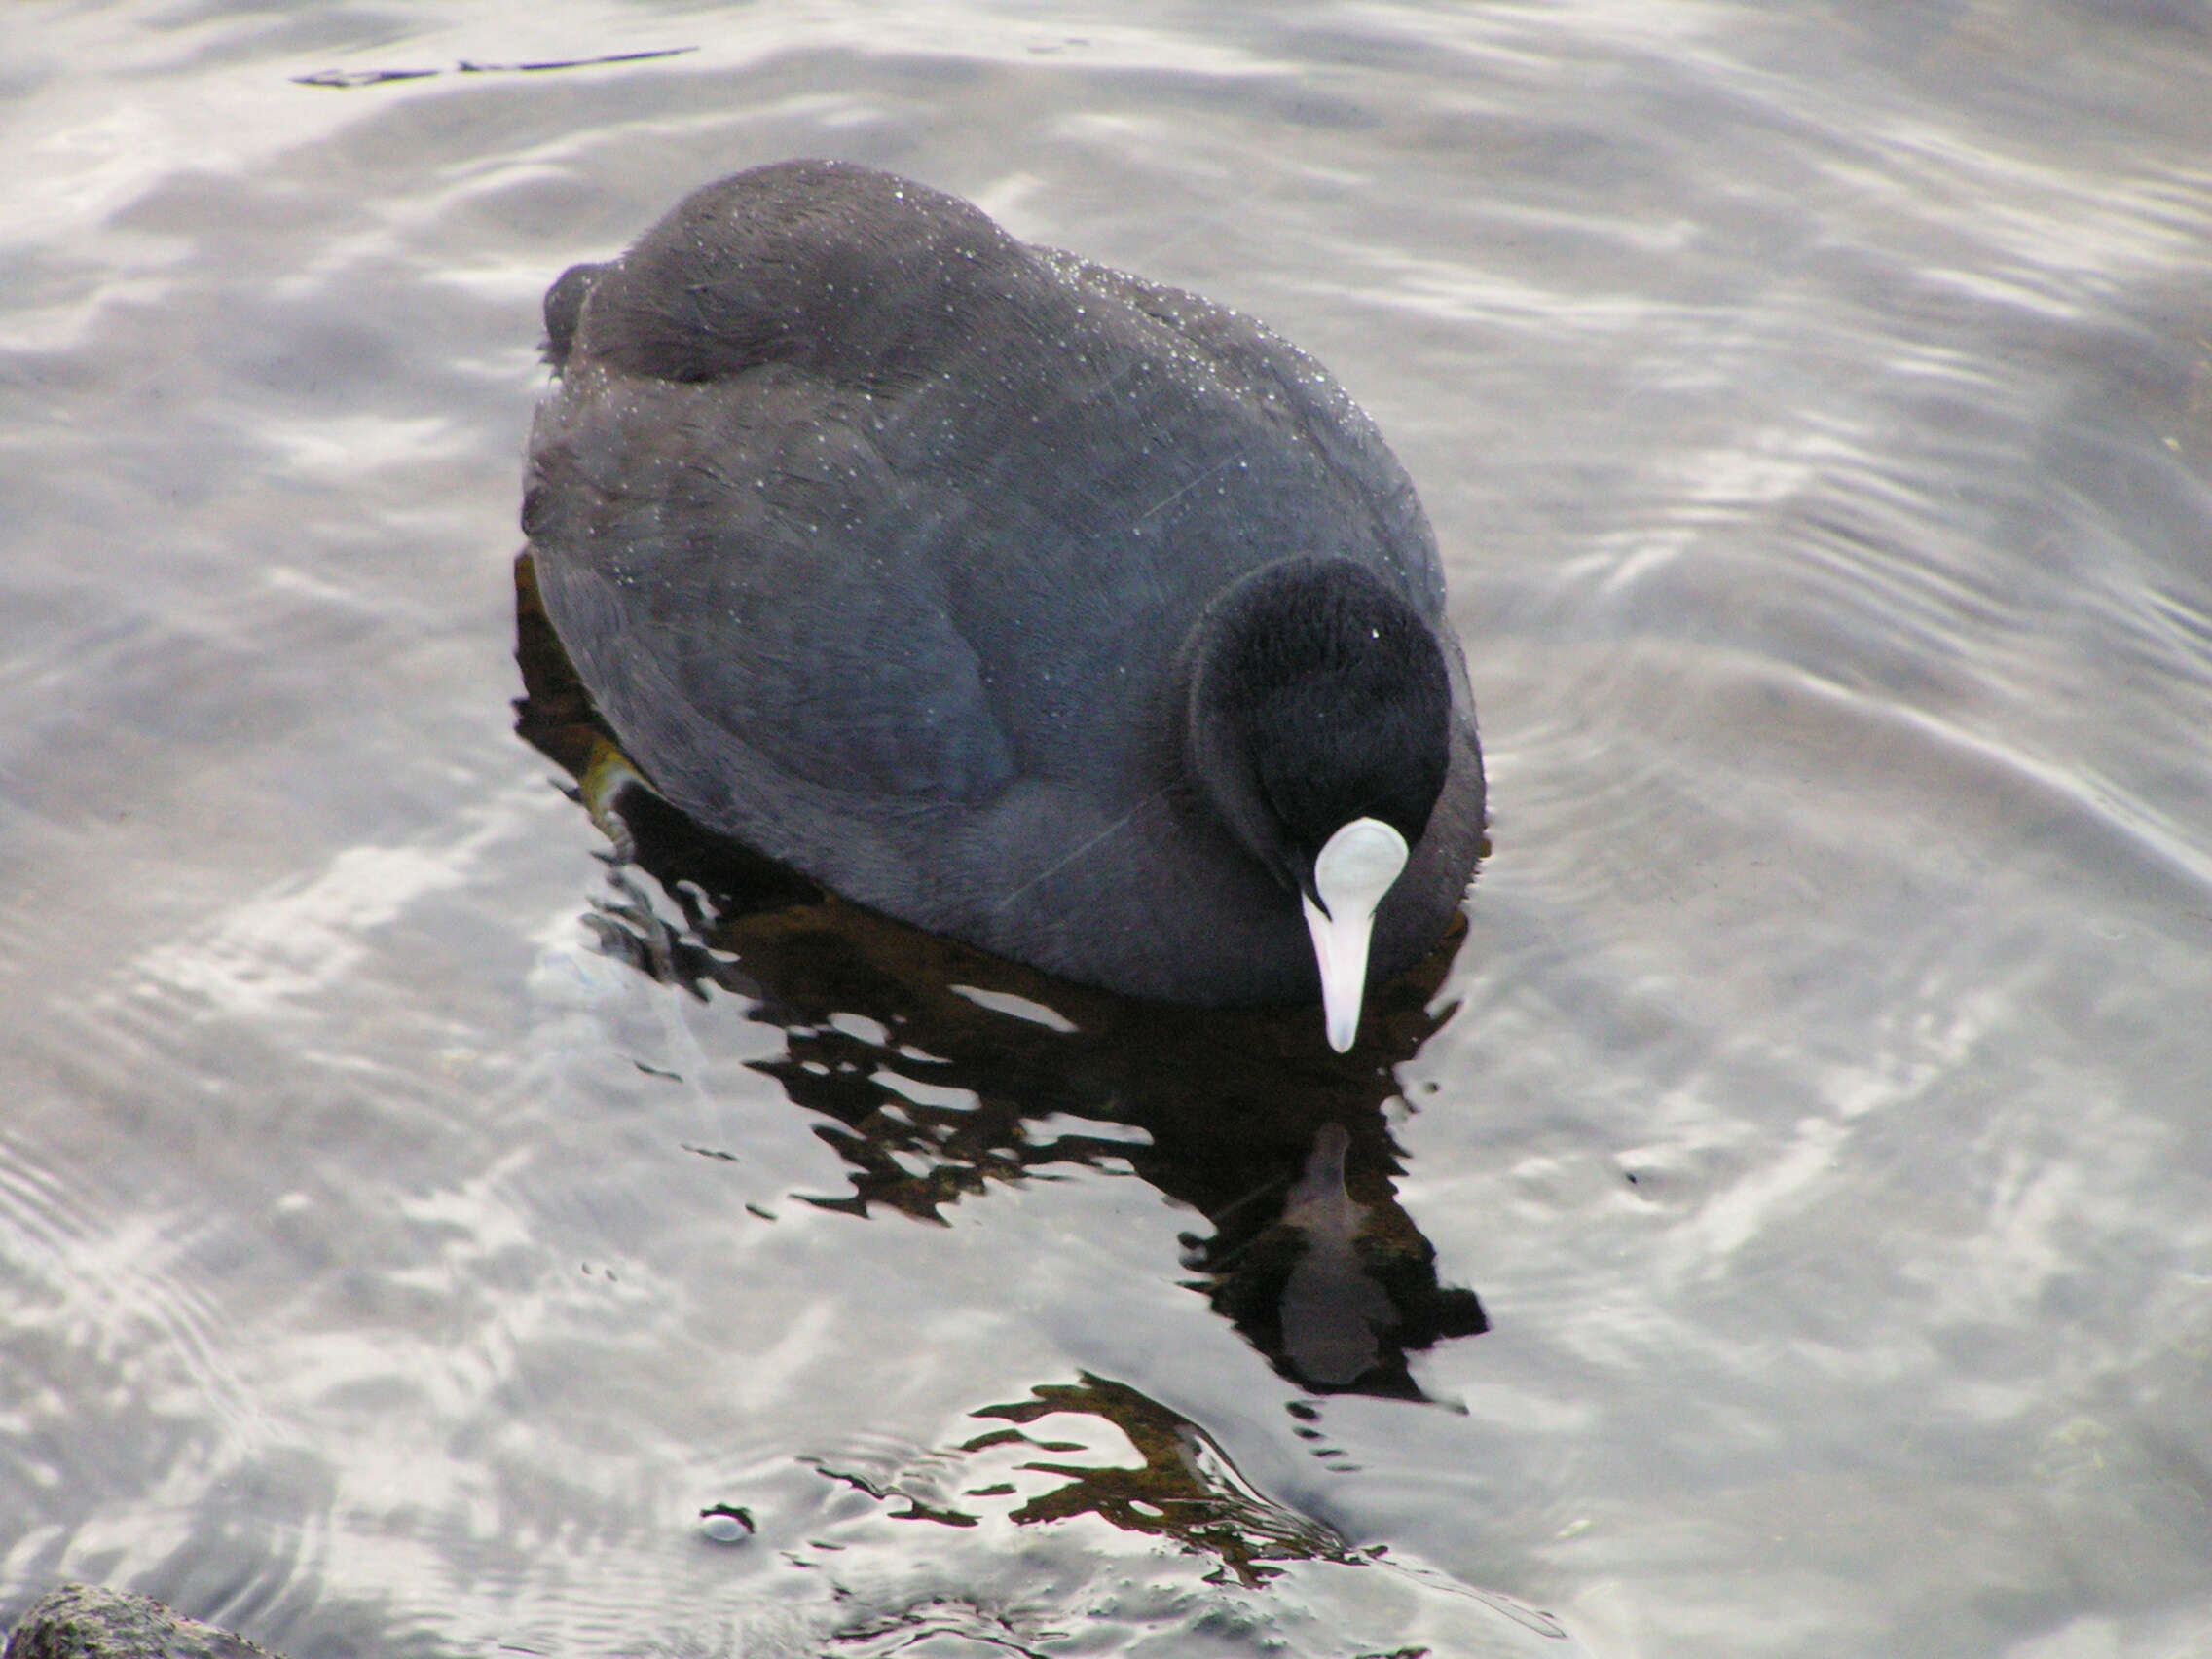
[6,3,2212,1655]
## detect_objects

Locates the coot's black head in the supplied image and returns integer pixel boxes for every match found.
[1189,557,1451,888]
[1186,557,1455,1051]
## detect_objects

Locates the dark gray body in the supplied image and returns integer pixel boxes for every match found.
[523,161,1484,1006]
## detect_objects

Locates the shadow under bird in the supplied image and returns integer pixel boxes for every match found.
[522,160,1485,1051]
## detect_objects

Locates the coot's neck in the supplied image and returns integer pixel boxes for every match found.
[1182,556,1452,900]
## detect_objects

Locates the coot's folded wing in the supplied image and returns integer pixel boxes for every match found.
[525,359,1017,809]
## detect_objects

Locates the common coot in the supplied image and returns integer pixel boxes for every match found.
[522,160,1485,1051]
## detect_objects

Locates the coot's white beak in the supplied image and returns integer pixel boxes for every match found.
[1301,817,1410,1053]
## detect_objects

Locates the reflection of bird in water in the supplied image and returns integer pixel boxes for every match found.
[514,553,1485,1400]
[520,159,1486,1054]
[1193,1116,1486,1403]
[1278,1124,1402,1388]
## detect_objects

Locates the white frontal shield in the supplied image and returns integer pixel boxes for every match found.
[1301,817,1410,1053]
